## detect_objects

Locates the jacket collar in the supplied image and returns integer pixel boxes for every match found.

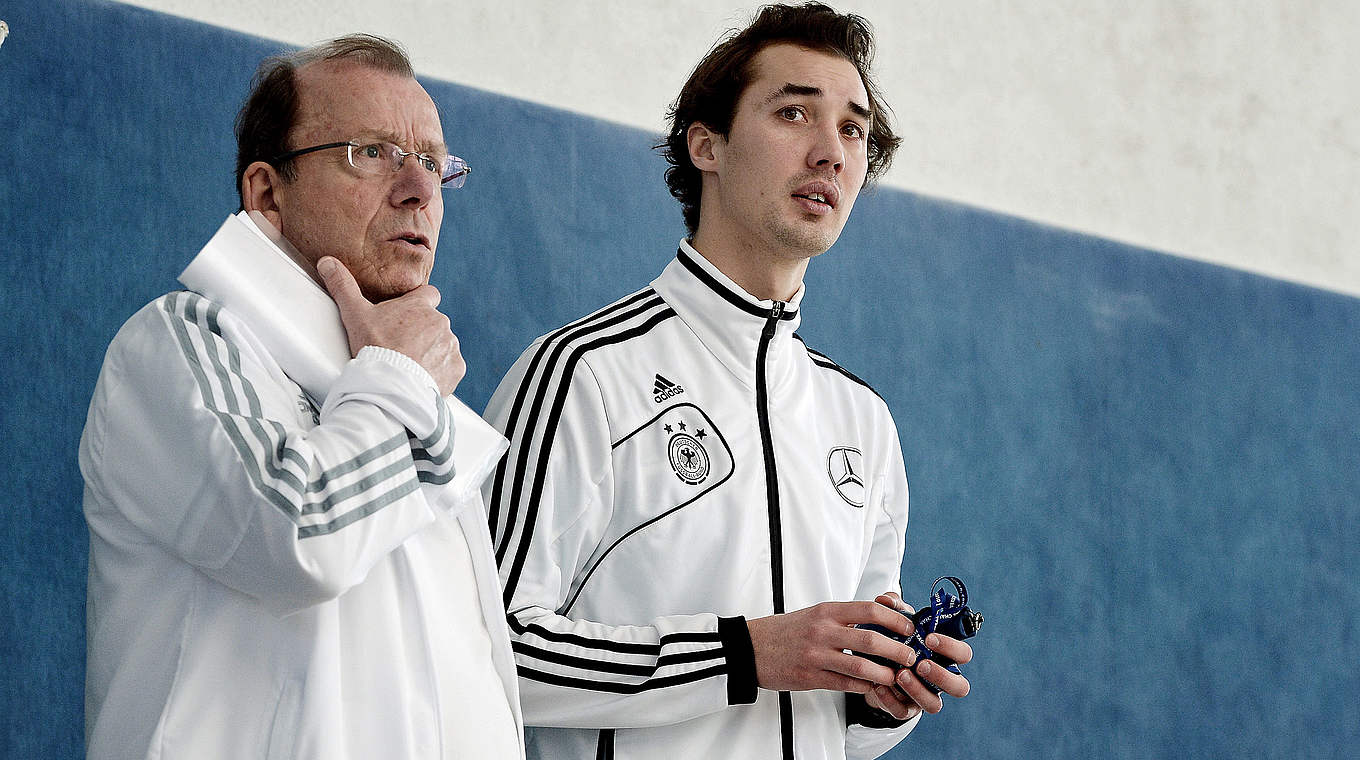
[651,240,805,392]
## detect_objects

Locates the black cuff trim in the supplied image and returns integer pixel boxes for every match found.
[718,615,758,705]
[845,692,911,729]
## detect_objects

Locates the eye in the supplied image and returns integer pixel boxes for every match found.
[418,155,439,173]
[778,105,806,122]
[357,143,384,160]
[841,122,866,140]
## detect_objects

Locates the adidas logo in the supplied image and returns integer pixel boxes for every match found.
[652,374,684,403]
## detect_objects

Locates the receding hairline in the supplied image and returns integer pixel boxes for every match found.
[288,58,444,152]
[288,33,415,76]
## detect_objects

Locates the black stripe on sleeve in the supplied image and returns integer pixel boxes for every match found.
[794,334,885,401]
[499,306,679,606]
[517,663,728,694]
[490,292,668,564]
[508,614,722,656]
[511,639,725,678]
[488,289,661,540]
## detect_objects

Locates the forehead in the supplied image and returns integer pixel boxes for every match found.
[740,42,869,112]
[291,60,444,149]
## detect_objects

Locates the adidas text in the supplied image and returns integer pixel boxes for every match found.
[654,384,685,403]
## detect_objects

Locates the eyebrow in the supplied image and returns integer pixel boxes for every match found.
[763,82,872,122]
[360,130,448,156]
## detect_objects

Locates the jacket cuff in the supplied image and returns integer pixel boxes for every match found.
[719,615,758,705]
[846,692,911,729]
[355,345,438,392]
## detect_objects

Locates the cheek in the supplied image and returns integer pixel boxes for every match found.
[842,160,868,205]
[429,194,445,226]
[850,151,870,183]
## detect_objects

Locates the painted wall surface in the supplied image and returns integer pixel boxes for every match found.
[2,1,1357,758]
[92,0,1360,299]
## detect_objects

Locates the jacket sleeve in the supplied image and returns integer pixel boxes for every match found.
[483,339,756,729]
[845,413,921,758]
[79,292,465,615]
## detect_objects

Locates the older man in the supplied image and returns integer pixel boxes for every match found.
[79,35,522,759]
[484,4,972,759]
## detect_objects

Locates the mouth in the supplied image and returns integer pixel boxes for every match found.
[791,181,840,213]
[392,232,432,250]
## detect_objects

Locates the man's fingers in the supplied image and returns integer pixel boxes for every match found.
[874,592,911,614]
[405,283,442,309]
[866,684,919,721]
[845,627,916,671]
[895,665,946,714]
[821,600,914,638]
[854,600,915,637]
[812,667,877,695]
[827,649,898,687]
[924,633,973,666]
[913,658,971,699]
[317,257,369,313]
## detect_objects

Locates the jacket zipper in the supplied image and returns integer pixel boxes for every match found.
[755,300,794,759]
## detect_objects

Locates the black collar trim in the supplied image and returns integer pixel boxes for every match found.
[676,247,799,321]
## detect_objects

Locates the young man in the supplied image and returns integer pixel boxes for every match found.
[484,4,972,759]
[80,36,523,759]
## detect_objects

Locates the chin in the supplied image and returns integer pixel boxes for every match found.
[772,226,839,257]
[768,210,846,255]
[363,274,426,302]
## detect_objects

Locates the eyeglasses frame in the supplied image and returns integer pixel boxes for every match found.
[269,140,470,189]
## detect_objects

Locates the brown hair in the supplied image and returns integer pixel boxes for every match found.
[233,34,415,208]
[659,3,901,234]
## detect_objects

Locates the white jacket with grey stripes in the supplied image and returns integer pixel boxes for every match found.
[485,243,918,760]
[80,291,523,760]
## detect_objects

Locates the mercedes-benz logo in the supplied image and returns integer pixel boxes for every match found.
[826,446,865,507]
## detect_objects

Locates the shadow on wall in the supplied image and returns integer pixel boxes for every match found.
[1,0,1356,758]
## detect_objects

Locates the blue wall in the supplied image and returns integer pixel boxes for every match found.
[2,1,1356,757]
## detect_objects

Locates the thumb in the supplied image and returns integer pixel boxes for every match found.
[877,592,912,613]
[317,257,369,316]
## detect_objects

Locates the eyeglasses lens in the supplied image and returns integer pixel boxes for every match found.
[345,142,468,190]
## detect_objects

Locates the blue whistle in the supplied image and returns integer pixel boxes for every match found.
[856,576,982,694]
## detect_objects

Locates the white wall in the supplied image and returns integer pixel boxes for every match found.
[108,0,1360,296]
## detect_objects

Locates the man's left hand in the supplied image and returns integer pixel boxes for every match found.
[863,592,973,720]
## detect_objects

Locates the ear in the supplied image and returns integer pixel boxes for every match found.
[687,122,723,173]
[241,160,285,232]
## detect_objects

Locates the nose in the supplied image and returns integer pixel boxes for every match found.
[808,123,844,174]
[389,153,439,208]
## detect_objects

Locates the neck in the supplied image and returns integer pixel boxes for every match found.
[688,231,808,303]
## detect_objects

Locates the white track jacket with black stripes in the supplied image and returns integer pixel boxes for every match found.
[80,292,523,760]
[485,243,918,760]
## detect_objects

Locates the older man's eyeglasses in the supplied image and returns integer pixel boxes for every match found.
[271,140,471,189]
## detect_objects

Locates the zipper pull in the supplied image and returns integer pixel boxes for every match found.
[763,301,784,339]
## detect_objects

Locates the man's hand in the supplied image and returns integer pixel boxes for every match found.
[862,592,973,719]
[746,599,921,695]
[317,256,465,396]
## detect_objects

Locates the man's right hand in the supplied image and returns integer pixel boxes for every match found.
[318,256,466,396]
[746,600,920,696]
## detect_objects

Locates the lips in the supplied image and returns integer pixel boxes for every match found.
[791,179,840,212]
[392,231,431,249]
